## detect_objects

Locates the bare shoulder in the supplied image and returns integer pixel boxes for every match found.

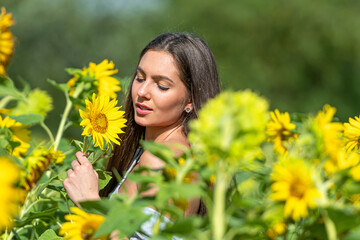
[162,133,190,157]
[139,150,164,169]
[140,131,190,168]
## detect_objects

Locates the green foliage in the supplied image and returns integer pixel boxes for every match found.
[9,114,44,125]
[2,1,360,239]
[38,229,62,240]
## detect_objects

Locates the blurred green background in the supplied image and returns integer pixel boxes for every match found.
[2,0,360,138]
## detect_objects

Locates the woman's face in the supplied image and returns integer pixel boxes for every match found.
[131,50,192,128]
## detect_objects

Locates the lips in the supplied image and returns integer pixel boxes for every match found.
[135,103,153,115]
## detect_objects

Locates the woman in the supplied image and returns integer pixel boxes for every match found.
[63,32,221,238]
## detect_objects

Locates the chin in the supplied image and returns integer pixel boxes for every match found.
[134,117,147,127]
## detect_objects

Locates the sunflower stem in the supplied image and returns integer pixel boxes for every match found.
[0,95,14,109]
[323,210,337,240]
[53,83,84,151]
[152,211,162,236]
[40,121,54,144]
[54,93,72,151]
[176,156,194,184]
[212,163,229,240]
[83,135,90,155]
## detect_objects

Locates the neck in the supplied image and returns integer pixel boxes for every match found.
[145,120,184,143]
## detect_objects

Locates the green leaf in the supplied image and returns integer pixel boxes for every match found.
[47,78,70,92]
[70,139,83,152]
[97,169,112,190]
[80,198,113,216]
[8,140,21,151]
[344,225,360,240]
[128,171,163,185]
[0,76,15,88]
[328,207,360,234]
[141,140,175,163]
[9,114,44,125]
[36,176,59,198]
[65,68,82,75]
[0,76,22,98]
[93,203,150,238]
[16,208,58,227]
[46,182,65,193]
[58,171,68,182]
[156,182,203,206]
[88,149,105,164]
[38,229,62,240]
[58,138,75,153]
[163,216,202,234]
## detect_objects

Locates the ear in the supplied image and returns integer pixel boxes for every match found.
[184,98,193,112]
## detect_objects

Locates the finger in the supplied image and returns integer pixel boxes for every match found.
[76,151,91,165]
[93,169,99,178]
[71,160,81,169]
[67,169,73,176]
[110,230,120,240]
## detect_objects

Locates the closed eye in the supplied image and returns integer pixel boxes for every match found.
[157,84,169,91]
[135,77,145,82]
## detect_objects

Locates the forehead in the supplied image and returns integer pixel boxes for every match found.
[138,50,180,77]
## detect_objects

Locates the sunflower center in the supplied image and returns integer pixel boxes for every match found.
[289,179,307,198]
[81,225,95,240]
[90,113,108,134]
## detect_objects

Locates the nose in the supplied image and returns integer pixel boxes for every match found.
[137,80,151,100]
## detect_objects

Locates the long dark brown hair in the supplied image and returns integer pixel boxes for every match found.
[100,33,221,200]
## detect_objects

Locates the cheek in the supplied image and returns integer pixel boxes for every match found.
[157,93,186,113]
[131,83,137,101]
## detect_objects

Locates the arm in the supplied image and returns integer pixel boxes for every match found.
[63,151,100,207]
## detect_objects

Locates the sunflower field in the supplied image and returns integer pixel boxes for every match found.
[1,6,360,240]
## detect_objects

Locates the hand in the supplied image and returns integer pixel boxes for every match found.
[63,151,100,207]
[110,230,129,240]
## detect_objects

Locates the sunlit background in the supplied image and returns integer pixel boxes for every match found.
[3,0,360,139]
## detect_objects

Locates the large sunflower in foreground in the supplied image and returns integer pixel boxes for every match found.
[266,109,297,155]
[344,115,360,152]
[79,93,126,150]
[0,157,21,231]
[60,207,107,240]
[67,59,120,99]
[270,157,321,221]
[0,7,15,76]
[0,115,31,158]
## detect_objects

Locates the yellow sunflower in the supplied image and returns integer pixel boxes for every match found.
[50,146,66,164]
[10,89,53,117]
[21,147,65,190]
[266,109,297,155]
[0,157,21,231]
[79,93,126,150]
[350,164,360,181]
[0,7,15,76]
[315,105,344,157]
[350,193,360,206]
[270,157,321,221]
[344,115,360,152]
[0,64,5,75]
[0,7,15,30]
[266,222,286,239]
[60,207,107,240]
[0,115,31,158]
[67,59,120,99]
[324,149,359,175]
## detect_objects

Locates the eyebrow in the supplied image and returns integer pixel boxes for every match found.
[137,66,174,83]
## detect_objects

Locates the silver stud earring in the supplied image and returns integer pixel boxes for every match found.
[185,108,191,113]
